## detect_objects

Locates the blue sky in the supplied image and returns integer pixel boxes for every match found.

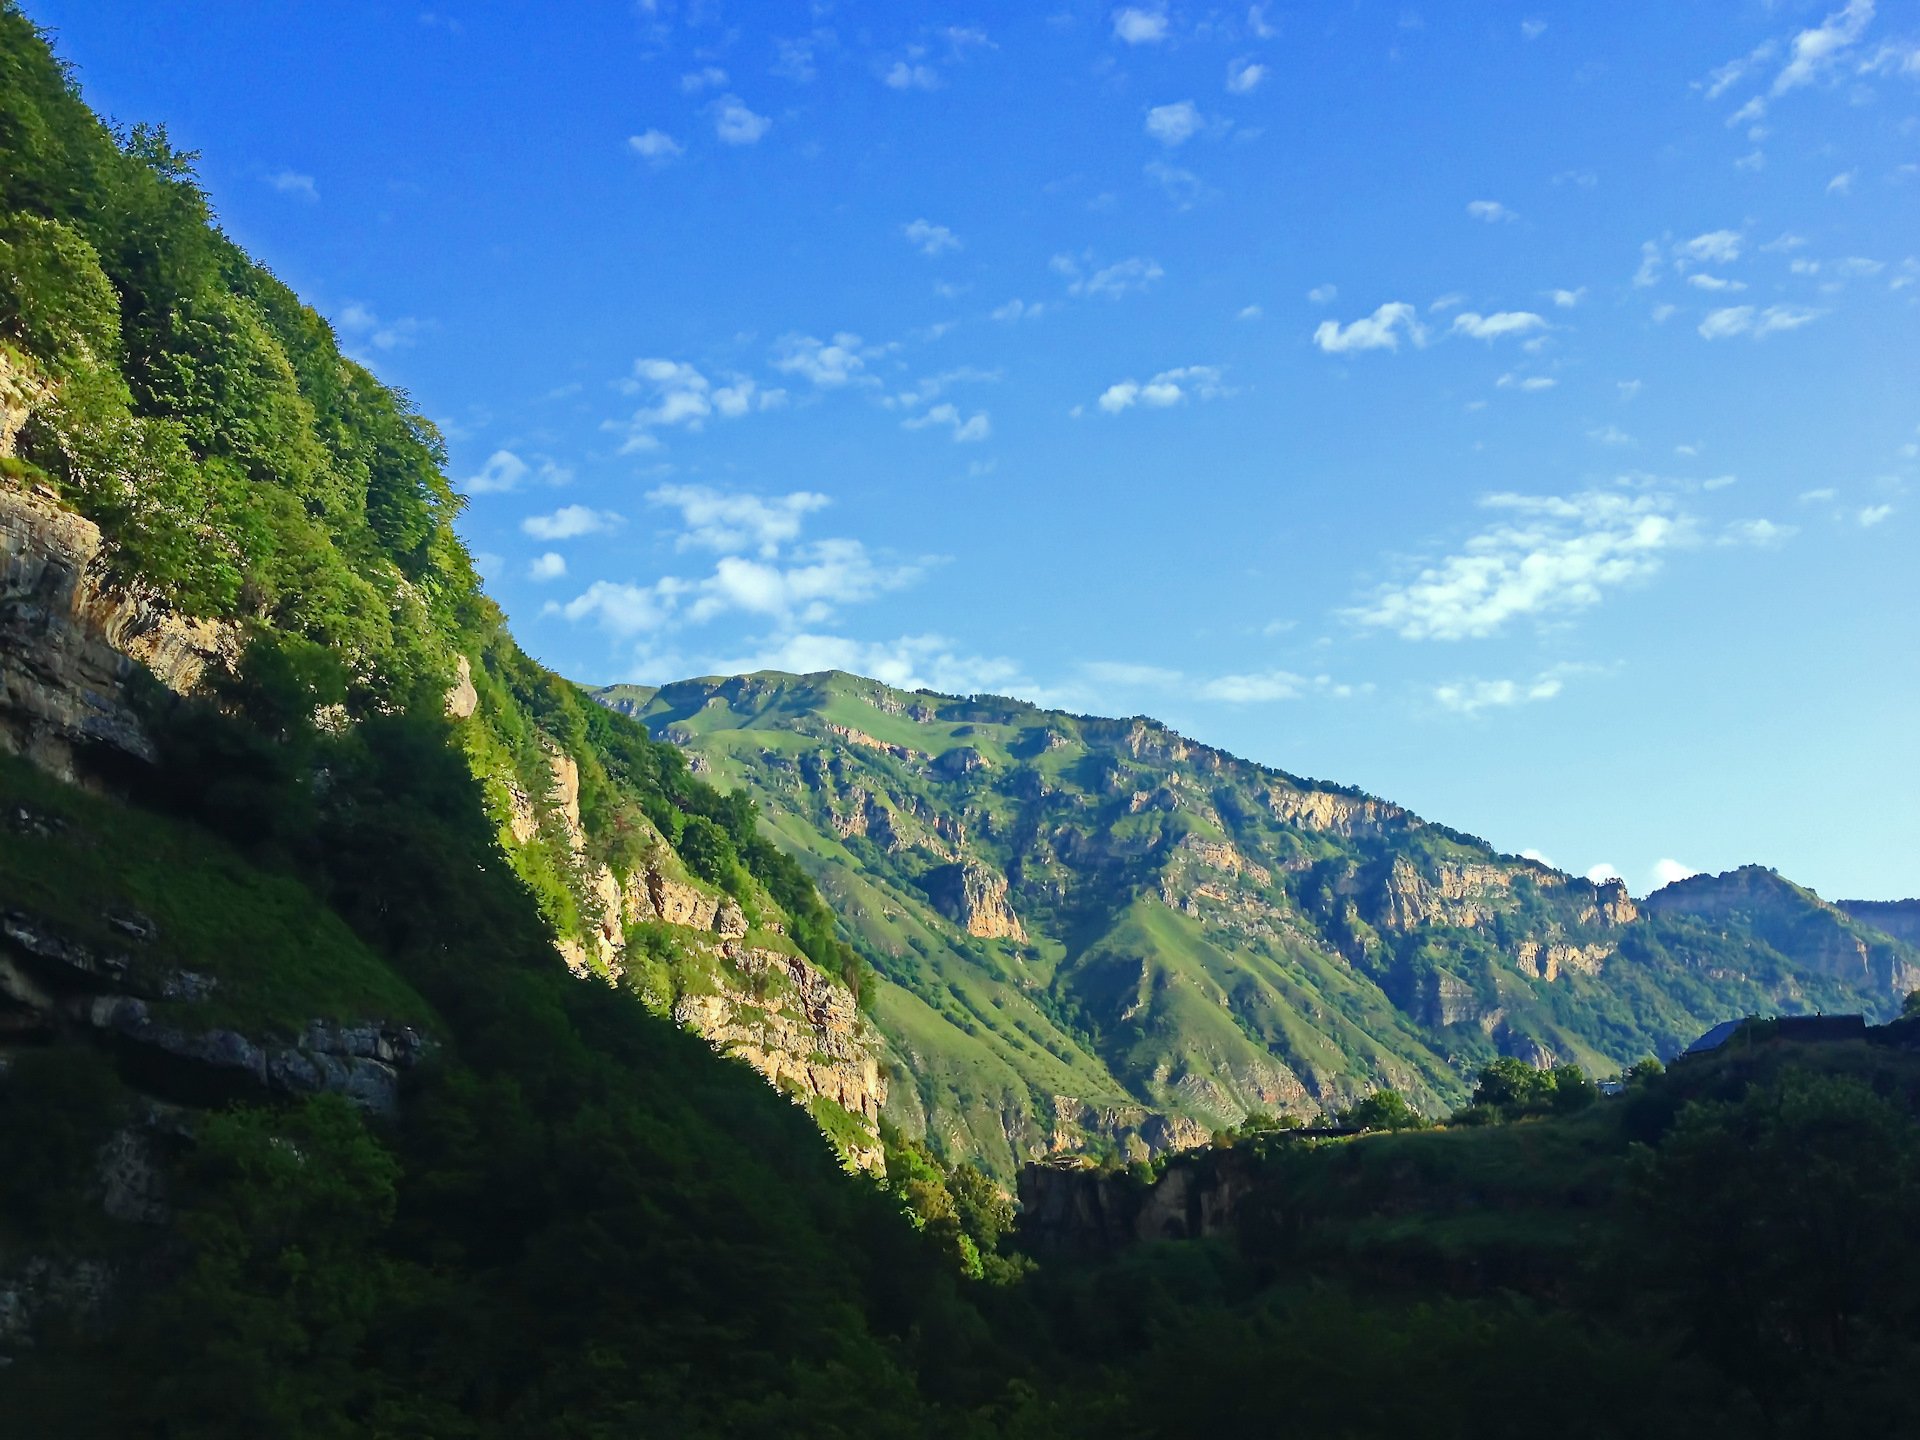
[32,1,1920,899]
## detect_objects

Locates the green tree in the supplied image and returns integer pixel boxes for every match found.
[1338,1088,1427,1131]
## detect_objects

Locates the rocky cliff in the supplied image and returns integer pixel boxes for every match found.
[0,483,236,778]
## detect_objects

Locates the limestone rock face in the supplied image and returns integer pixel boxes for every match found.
[1515,940,1615,982]
[921,860,1027,941]
[672,942,886,1170]
[443,654,478,719]
[1265,783,1409,839]
[1377,856,1516,932]
[0,487,238,778]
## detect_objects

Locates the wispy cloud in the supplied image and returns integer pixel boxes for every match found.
[1053,253,1165,299]
[903,218,962,256]
[1466,199,1517,223]
[265,169,318,201]
[1349,490,1694,640]
[523,505,623,541]
[1313,301,1425,353]
[903,402,991,442]
[1696,304,1823,339]
[1095,365,1229,413]
[1112,5,1169,44]
[711,94,771,144]
[628,129,683,163]
[1452,310,1548,341]
[772,332,879,387]
[1226,57,1267,93]
[1145,100,1204,145]
[648,485,831,556]
[1432,671,1569,714]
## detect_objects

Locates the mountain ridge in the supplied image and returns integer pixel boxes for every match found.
[594,668,1918,1175]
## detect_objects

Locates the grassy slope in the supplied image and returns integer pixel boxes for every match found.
[0,753,432,1035]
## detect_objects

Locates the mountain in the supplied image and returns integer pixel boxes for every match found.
[1837,898,1920,949]
[597,670,1920,1175]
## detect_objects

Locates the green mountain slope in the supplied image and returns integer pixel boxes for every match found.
[599,670,1920,1175]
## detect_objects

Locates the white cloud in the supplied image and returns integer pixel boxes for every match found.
[680,66,728,93]
[1585,862,1623,884]
[991,298,1046,322]
[554,580,676,636]
[1496,373,1557,391]
[464,449,568,493]
[266,169,318,201]
[904,218,962,256]
[1827,169,1856,194]
[1697,304,1823,339]
[1774,0,1875,95]
[647,485,831,556]
[1633,241,1665,288]
[1348,490,1693,641]
[1687,273,1747,292]
[884,60,939,90]
[1144,159,1212,209]
[1588,425,1633,446]
[1702,40,1778,100]
[1861,39,1920,76]
[1466,199,1517,223]
[1520,847,1555,866]
[528,552,568,581]
[1199,670,1317,702]
[1859,503,1895,526]
[710,632,1026,696]
[1112,5,1169,43]
[686,541,922,625]
[609,357,777,452]
[903,402,992,442]
[711,94,771,144]
[1055,253,1165,299]
[1799,487,1837,503]
[772,332,874,387]
[1679,229,1744,263]
[464,449,529,494]
[1313,301,1425,353]
[628,129,683,163]
[1432,673,1565,714]
[1521,18,1547,40]
[1145,100,1204,145]
[1452,310,1548,340]
[1721,518,1796,546]
[1096,365,1228,413]
[522,505,623,541]
[1650,858,1698,889]
[1237,304,1262,321]
[1226,57,1267,93]
[1307,283,1338,305]
[1550,287,1586,308]
[336,302,423,353]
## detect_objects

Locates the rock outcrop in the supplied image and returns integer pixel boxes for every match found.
[0,486,238,778]
[0,906,428,1114]
[1016,1147,1259,1256]
[921,860,1027,941]
[672,941,885,1169]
